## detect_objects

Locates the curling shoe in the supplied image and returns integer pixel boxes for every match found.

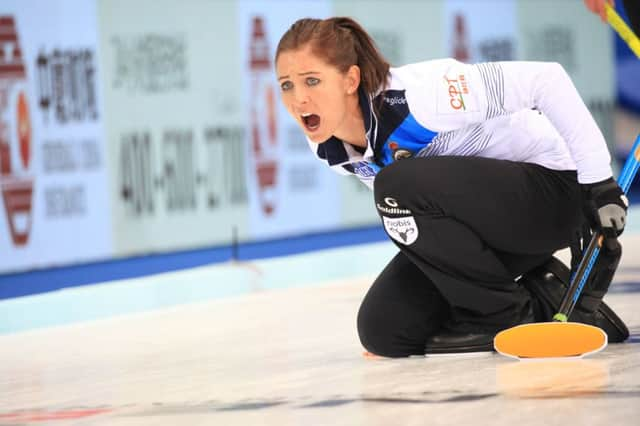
[424,304,535,354]
[519,256,629,343]
[424,330,495,354]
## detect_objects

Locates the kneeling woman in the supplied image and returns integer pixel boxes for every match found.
[274,17,629,357]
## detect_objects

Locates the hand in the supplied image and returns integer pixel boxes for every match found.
[582,177,628,238]
[583,0,615,22]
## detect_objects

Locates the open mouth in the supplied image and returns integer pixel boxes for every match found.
[301,113,320,132]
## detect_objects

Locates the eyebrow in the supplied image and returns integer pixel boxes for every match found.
[277,71,320,81]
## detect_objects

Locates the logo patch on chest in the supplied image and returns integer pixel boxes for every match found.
[353,162,377,178]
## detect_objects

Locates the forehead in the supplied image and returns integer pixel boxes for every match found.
[276,46,335,75]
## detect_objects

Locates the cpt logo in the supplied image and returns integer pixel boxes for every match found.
[438,67,477,115]
[0,16,34,246]
[443,73,469,111]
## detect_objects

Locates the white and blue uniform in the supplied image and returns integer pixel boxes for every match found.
[315,60,625,357]
[308,59,613,189]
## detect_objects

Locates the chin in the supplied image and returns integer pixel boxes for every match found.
[306,132,329,144]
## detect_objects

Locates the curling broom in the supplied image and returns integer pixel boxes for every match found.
[495,133,640,359]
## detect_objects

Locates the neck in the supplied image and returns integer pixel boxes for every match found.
[334,93,367,149]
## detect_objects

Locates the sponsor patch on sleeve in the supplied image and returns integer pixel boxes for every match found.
[437,68,478,115]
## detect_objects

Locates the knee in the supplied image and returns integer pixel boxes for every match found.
[357,301,400,357]
[357,296,427,358]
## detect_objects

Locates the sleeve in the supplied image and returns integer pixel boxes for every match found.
[398,59,613,184]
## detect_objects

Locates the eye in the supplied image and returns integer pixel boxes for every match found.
[280,81,293,91]
[306,77,320,86]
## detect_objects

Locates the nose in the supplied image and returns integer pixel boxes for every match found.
[293,86,310,106]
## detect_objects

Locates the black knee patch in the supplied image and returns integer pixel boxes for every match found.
[357,299,399,357]
[357,295,429,358]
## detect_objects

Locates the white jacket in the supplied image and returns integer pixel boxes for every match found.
[308,59,613,189]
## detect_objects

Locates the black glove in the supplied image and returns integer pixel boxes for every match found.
[581,177,628,239]
[571,177,626,316]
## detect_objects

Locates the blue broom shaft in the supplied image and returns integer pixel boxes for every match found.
[618,135,640,192]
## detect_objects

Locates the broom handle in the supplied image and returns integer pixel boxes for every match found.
[606,3,640,58]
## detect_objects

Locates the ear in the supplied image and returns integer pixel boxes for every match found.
[345,65,361,95]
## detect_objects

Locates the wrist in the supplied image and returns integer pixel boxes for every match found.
[581,177,618,197]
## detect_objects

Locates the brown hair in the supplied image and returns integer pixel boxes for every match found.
[275,17,390,96]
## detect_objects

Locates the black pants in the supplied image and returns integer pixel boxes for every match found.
[357,156,583,357]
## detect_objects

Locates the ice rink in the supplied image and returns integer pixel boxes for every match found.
[1,221,639,425]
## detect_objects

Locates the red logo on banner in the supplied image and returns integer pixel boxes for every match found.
[249,16,278,216]
[452,13,470,62]
[0,16,34,246]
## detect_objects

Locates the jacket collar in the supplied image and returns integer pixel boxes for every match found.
[310,88,377,166]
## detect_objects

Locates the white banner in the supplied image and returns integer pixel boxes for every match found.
[99,0,251,255]
[0,0,112,273]
[444,0,518,63]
